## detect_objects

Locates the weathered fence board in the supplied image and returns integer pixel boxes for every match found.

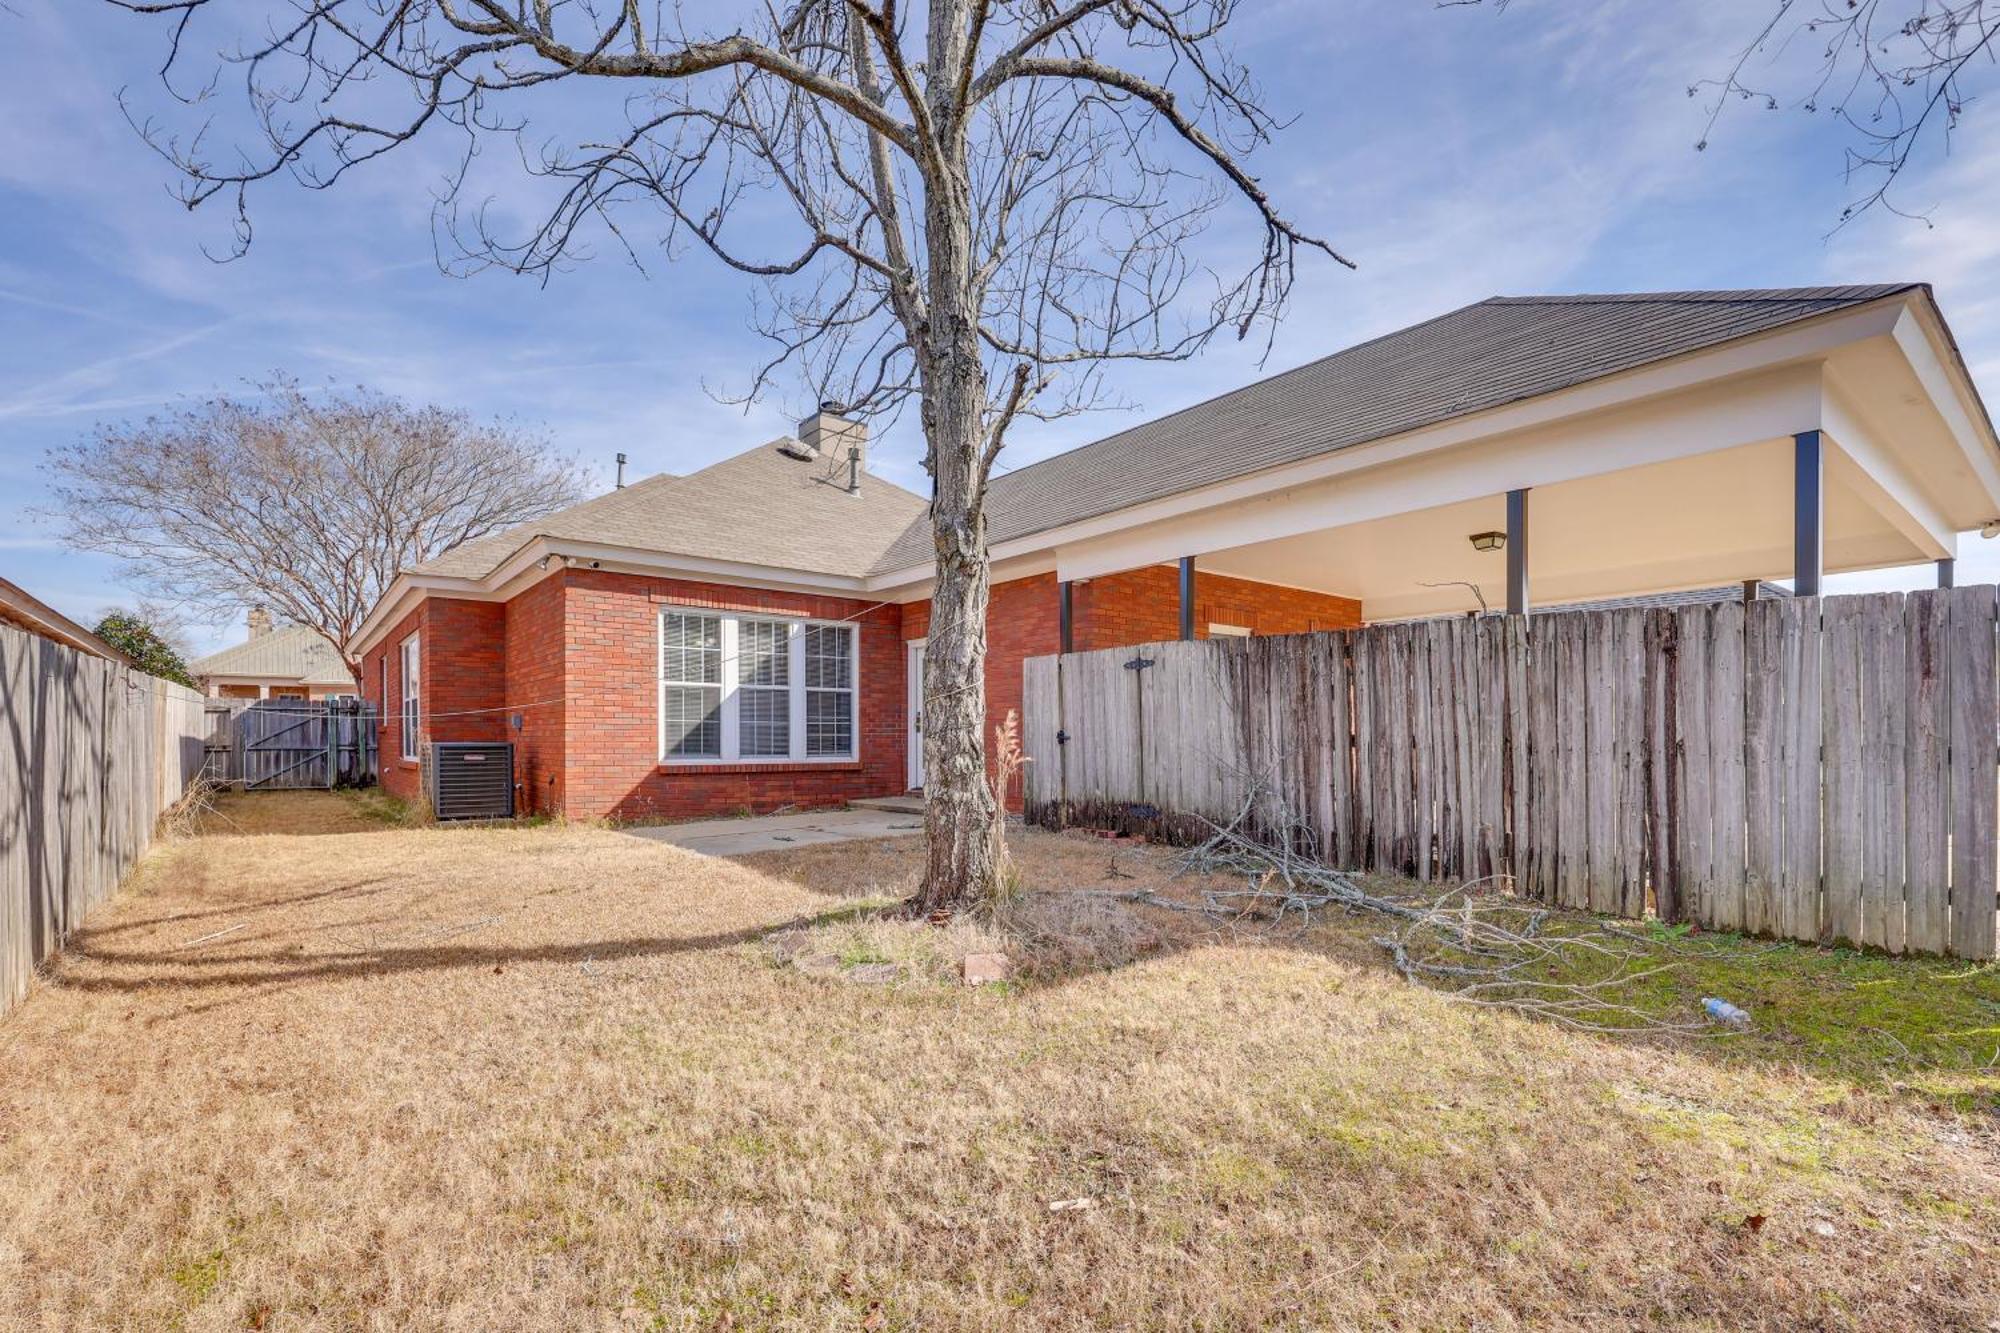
[1904,591,1951,954]
[1,623,208,1017]
[1822,597,1866,945]
[1023,587,2000,960]
[1946,586,1999,959]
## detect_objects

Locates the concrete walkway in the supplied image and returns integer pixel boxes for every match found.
[622,798,924,857]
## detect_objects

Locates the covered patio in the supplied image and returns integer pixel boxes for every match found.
[1030,287,1999,629]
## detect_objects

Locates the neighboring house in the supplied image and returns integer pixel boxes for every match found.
[191,609,356,700]
[1392,582,1795,623]
[349,284,2000,821]
[0,577,136,665]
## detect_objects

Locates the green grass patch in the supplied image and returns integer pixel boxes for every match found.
[1337,892,2000,1110]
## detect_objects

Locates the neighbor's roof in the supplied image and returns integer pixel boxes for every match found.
[410,442,929,582]
[1532,582,1795,617]
[191,624,354,685]
[0,576,135,665]
[871,284,1923,571]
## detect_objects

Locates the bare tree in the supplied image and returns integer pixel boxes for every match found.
[1698,1,2000,222]
[109,0,1345,911]
[43,378,589,676]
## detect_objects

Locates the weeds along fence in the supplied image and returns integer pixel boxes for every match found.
[1021,587,2000,961]
[0,621,210,1016]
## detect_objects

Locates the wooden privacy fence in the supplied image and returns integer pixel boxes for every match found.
[230,698,378,790]
[0,621,210,1016]
[1021,587,2000,960]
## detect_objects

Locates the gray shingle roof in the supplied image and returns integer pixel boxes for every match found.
[191,625,354,686]
[410,441,928,582]
[396,285,1922,590]
[870,284,1921,572]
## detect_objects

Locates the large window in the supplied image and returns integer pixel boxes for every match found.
[659,610,857,763]
[399,633,421,761]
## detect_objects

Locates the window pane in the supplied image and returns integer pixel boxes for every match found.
[738,620,790,687]
[664,684,722,756]
[806,688,853,756]
[662,612,721,684]
[739,686,790,757]
[401,637,420,759]
[804,624,852,689]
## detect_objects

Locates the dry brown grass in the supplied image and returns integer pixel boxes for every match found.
[0,794,1995,1330]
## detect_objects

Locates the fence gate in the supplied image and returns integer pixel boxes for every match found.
[201,702,244,783]
[234,699,379,790]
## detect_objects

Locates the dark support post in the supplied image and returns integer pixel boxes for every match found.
[1794,430,1823,597]
[1937,557,1956,589]
[1178,556,1196,641]
[1742,579,1760,605]
[1505,488,1529,616]
[1058,580,1074,655]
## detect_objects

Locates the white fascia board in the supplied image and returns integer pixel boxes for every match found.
[863,296,1907,589]
[1820,387,1955,558]
[1891,303,2000,512]
[516,539,871,595]
[350,537,878,659]
[863,550,1059,603]
[1056,361,1828,583]
[349,576,465,660]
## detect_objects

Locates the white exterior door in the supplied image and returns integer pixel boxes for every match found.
[906,640,925,791]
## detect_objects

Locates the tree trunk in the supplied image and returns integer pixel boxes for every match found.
[914,477,1000,915]
[911,58,1002,914]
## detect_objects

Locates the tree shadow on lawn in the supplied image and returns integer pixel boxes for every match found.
[48,898,895,1026]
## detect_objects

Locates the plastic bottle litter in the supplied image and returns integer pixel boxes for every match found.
[1702,997,1752,1028]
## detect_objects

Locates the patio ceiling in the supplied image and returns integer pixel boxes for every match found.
[1195,440,1913,621]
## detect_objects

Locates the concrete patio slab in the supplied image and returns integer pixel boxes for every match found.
[622,806,925,857]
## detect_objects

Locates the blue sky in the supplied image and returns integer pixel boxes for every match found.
[4,1,1999,654]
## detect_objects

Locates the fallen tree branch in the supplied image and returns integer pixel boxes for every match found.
[1158,784,1707,1034]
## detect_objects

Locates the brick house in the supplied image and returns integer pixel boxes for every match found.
[348,285,2000,819]
[191,608,358,700]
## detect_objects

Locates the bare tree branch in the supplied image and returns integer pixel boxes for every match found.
[39,378,589,673]
[1694,1,1999,224]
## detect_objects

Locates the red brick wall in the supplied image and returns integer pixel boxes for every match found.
[557,570,907,820]
[505,576,568,816]
[363,606,422,803]
[1074,566,1362,649]
[362,598,508,806]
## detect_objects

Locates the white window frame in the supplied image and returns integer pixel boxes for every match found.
[399,633,421,761]
[658,609,859,765]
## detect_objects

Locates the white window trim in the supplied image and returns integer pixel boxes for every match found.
[658,609,859,765]
[399,633,421,761]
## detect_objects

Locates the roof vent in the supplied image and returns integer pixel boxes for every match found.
[777,440,815,462]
